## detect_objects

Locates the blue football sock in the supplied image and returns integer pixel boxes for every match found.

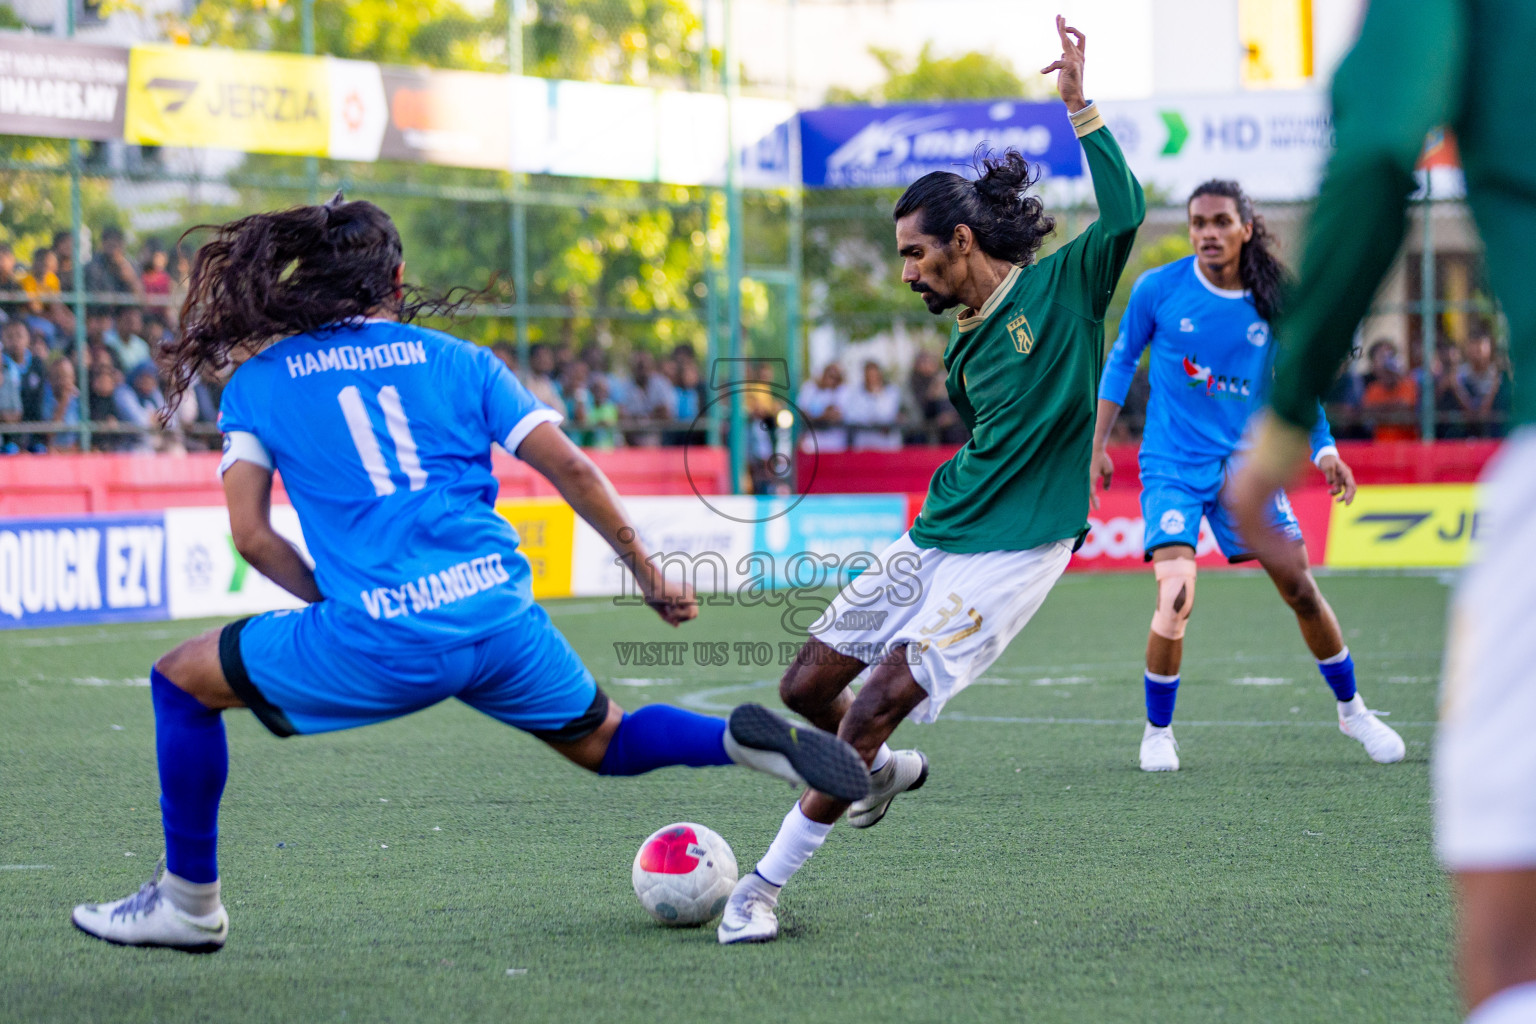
[151,667,228,884]
[1317,647,1357,702]
[1145,671,1180,728]
[598,704,730,776]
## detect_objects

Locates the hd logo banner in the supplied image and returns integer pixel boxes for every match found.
[1324,484,1484,569]
[164,506,310,620]
[125,44,327,156]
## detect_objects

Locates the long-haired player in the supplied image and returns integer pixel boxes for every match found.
[70,195,868,952]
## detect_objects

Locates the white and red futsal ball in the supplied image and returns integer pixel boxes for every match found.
[631,823,738,926]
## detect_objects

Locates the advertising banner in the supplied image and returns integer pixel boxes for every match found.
[0,33,128,142]
[570,495,757,599]
[325,57,388,162]
[1323,484,1482,569]
[380,66,512,170]
[495,498,575,600]
[1097,90,1334,202]
[163,506,309,620]
[799,99,1082,189]
[1065,487,1331,572]
[0,513,166,630]
[125,44,328,156]
[752,495,907,589]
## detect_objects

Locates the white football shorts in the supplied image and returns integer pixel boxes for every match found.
[809,531,1073,724]
[1436,427,1536,870]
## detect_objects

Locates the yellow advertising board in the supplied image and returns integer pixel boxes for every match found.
[1324,484,1484,569]
[125,44,327,156]
[495,498,575,599]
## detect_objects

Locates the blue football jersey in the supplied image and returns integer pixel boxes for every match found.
[218,320,561,653]
[1099,256,1334,466]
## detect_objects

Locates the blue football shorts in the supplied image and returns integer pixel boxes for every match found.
[218,600,605,740]
[1139,454,1303,562]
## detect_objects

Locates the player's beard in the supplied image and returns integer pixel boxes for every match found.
[911,282,956,314]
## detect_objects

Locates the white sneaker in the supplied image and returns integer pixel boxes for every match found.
[717,873,780,945]
[1140,722,1180,772]
[1338,694,1406,764]
[72,863,228,954]
[847,750,929,829]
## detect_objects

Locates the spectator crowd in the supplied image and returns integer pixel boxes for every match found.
[1325,332,1513,441]
[0,223,1513,458]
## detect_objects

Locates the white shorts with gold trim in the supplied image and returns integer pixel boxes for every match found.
[809,531,1073,724]
[1436,428,1536,869]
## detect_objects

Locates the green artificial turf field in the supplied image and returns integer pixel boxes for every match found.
[0,571,1456,1023]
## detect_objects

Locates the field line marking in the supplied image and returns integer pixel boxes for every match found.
[0,865,53,870]
[676,682,1436,728]
[941,713,1438,728]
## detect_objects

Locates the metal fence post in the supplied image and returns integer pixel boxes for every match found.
[724,0,746,495]
[1419,182,1435,442]
[302,0,320,202]
[65,0,89,452]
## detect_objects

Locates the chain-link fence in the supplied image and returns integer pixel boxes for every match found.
[0,0,1508,474]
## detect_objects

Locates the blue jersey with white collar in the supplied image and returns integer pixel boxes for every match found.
[1099,255,1334,466]
[218,320,561,654]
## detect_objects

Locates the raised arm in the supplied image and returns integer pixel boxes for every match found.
[1042,16,1145,318]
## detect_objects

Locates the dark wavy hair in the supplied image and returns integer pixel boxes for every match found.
[1187,179,1287,322]
[892,149,1056,265]
[164,193,482,411]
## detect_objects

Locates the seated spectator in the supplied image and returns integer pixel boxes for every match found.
[0,323,21,445]
[2,321,48,453]
[664,359,708,446]
[141,240,173,298]
[87,362,133,453]
[19,247,61,318]
[904,350,967,445]
[843,360,903,451]
[490,340,519,376]
[1455,333,1513,438]
[1323,349,1369,441]
[582,375,620,449]
[620,351,677,445]
[796,362,848,453]
[582,343,626,408]
[1360,340,1419,441]
[43,354,81,451]
[52,230,75,287]
[0,243,22,319]
[559,360,593,436]
[520,342,567,416]
[744,361,788,494]
[85,225,142,299]
[104,306,152,372]
[127,362,183,452]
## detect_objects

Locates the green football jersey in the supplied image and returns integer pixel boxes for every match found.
[909,114,1145,554]
[1271,0,1530,430]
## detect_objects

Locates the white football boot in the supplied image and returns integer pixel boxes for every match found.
[72,861,228,954]
[1140,722,1180,772]
[847,750,929,829]
[717,873,781,945]
[1338,694,1406,764]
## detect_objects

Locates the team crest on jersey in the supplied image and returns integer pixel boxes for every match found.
[1006,312,1035,354]
[1247,322,1270,346]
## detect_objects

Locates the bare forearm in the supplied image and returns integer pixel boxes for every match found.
[241,531,323,603]
[1093,399,1122,449]
[553,460,658,590]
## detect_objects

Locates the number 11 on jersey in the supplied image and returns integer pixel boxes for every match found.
[337,384,428,497]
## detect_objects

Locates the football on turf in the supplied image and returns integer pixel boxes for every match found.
[631,822,738,926]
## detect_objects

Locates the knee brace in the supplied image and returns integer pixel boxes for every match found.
[1151,557,1197,640]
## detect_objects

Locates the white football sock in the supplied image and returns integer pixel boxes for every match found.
[1339,693,1368,715]
[869,743,893,773]
[161,870,221,917]
[738,870,781,906]
[1318,646,1351,666]
[754,802,833,888]
[1467,981,1536,1024]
